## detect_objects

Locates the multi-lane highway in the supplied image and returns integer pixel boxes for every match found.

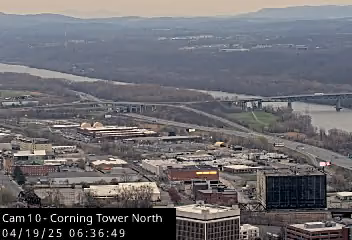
[125,113,352,170]
[7,98,352,170]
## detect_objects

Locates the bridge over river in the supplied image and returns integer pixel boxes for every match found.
[222,93,352,112]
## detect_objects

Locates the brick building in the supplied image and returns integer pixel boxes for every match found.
[11,165,59,176]
[168,165,219,182]
[286,222,348,240]
[196,187,238,206]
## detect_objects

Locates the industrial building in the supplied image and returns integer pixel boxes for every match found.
[84,182,161,201]
[176,204,240,240]
[37,168,142,185]
[141,159,195,176]
[167,165,219,182]
[224,165,262,174]
[240,224,260,240]
[78,122,158,140]
[257,168,327,210]
[10,165,59,176]
[91,158,128,170]
[286,222,348,240]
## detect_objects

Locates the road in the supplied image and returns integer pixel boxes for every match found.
[7,96,352,170]
[0,171,22,197]
[125,113,352,170]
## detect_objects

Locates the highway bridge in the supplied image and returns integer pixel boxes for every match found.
[229,93,352,112]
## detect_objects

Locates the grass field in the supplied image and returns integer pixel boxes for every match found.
[227,111,278,129]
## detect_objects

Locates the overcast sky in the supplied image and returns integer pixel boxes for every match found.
[1,0,351,17]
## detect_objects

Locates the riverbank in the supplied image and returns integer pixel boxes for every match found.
[1,62,352,132]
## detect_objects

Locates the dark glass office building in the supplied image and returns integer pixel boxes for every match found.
[257,167,327,210]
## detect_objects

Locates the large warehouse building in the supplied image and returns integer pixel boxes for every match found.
[84,182,161,202]
[78,122,158,140]
[257,167,327,210]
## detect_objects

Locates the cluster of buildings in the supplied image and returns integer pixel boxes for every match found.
[3,118,352,240]
[174,203,352,240]
[77,122,158,141]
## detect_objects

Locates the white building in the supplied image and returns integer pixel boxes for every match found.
[91,158,128,169]
[224,165,262,174]
[44,159,68,166]
[52,145,77,153]
[141,159,194,175]
[176,204,241,240]
[240,224,260,240]
[336,192,352,201]
[84,182,161,201]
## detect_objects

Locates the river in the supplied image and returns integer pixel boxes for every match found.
[1,63,351,132]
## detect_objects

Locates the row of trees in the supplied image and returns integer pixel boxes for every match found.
[85,185,153,208]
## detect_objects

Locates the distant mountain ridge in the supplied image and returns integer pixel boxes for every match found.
[238,5,352,19]
[1,5,352,24]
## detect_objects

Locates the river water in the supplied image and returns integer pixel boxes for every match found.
[1,63,351,132]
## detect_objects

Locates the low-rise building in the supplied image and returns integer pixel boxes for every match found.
[176,204,240,240]
[91,158,128,170]
[34,186,86,206]
[287,222,348,240]
[78,123,158,140]
[17,137,52,153]
[52,145,77,153]
[13,150,50,162]
[84,182,161,201]
[141,159,194,176]
[336,192,352,201]
[44,159,68,166]
[176,154,215,162]
[197,187,238,206]
[240,224,260,240]
[167,165,219,182]
[224,165,261,174]
[11,165,59,176]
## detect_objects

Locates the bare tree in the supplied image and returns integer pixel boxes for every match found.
[85,185,153,208]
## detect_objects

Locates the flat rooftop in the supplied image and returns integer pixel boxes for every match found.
[336,192,352,197]
[290,222,344,232]
[224,165,262,170]
[91,158,128,166]
[14,150,47,157]
[85,182,160,197]
[259,167,325,176]
[169,165,218,171]
[176,204,240,221]
[198,189,237,194]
